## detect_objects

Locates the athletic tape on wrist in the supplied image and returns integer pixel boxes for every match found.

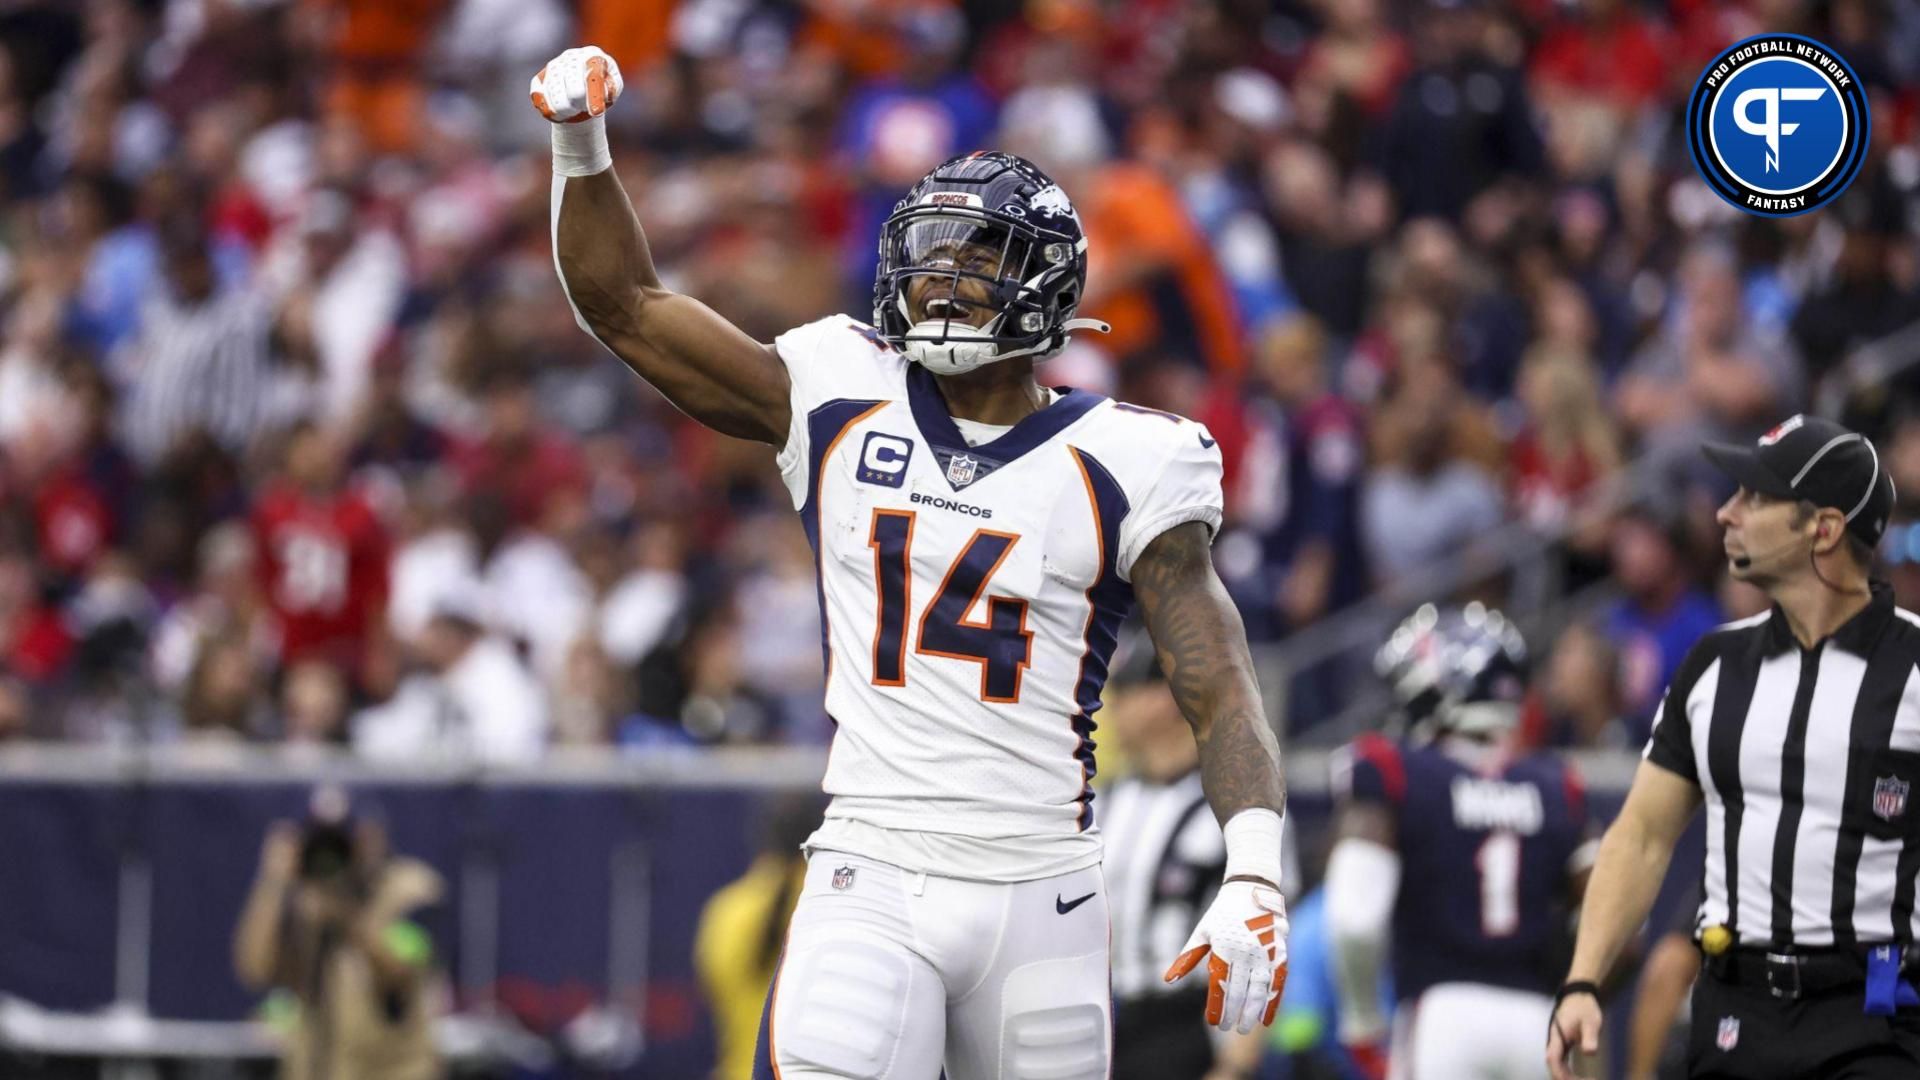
[1223,808,1285,890]
[552,116,611,177]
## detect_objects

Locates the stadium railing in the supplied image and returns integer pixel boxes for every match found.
[1259,316,1920,745]
[0,743,1640,1074]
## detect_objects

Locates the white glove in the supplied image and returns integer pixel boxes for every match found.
[1164,878,1290,1034]
[529,46,624,125]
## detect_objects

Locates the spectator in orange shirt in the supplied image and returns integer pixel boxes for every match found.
[301,0,448,153]
[576,0,673,80]
[1006,102,1246,376]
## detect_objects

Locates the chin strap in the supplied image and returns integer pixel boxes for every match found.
[907,316,1114,374]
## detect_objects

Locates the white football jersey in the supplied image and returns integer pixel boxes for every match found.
[772,316,1224,881]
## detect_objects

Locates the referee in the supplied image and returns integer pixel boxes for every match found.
[1101,632,1278,1080]
[1549,414,1918,1080]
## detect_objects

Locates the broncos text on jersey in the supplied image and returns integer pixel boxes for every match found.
[773,315,1224,882]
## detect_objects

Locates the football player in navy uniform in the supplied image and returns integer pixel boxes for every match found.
[1327,605,1595,1079]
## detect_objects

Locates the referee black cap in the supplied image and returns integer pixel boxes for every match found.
[1704,414,1896,545]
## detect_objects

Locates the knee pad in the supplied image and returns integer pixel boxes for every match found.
[772,939,918,1079]
[997,951,1110,1080]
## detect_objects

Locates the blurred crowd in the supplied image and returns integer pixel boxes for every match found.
[0,0,1918,757]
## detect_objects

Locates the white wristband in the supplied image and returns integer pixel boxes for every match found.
[551,116,611,177]
[1223,807,1285,888]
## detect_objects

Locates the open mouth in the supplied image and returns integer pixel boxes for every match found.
[922,295,975,322]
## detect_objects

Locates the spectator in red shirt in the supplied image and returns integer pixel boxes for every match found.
[1507,344,1621,535]
[1529,0,1671,180]
[29,363,137,588]
[0,540,69,685]
[252,421,390,681]
[1294,0,1411,123]
[1529,0,1670,113]
[448,365,585,530]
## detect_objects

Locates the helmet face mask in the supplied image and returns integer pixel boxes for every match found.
[892,210,1031,329]
[1374,602,1529,740]
[874,153,1096,376]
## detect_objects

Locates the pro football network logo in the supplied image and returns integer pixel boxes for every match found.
[1687,34,1869,217]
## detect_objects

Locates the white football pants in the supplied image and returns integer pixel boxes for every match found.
[1389,982,1554,1080]
[754,851,1111,1079]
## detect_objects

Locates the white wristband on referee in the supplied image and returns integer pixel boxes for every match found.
[1223,807,1285,888]
[552,116,611,177]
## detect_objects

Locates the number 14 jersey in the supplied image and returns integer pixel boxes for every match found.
[773,316,1223,881]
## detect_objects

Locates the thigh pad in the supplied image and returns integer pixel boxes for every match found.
[995,951,1110,1080]
[774,939,921,1080]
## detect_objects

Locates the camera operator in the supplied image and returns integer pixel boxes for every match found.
[234,789,445,1080]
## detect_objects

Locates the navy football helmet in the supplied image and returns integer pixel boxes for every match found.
[873,151,1109,375]
[1374,602,1529,738]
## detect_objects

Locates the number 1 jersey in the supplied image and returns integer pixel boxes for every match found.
[774,316,1224,881]
[1340,734,1591,1002]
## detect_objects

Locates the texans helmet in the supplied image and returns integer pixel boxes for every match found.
[1374,602,1529,738]
[873,151,1109,375]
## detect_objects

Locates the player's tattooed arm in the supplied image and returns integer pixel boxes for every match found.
[554,169,791,444]
[1133,520,1285,824]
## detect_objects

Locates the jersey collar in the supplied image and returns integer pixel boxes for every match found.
[905,363,1104,490]
[1762,579,1896,655]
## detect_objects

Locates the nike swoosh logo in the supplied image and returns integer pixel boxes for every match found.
[1198,433,1216,449]
[1056,891,1096,915]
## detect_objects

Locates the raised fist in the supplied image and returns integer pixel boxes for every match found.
[530,46,623,124]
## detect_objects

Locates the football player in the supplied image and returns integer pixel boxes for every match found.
[1327,605,1594,1080]
[530,47,1290,1079]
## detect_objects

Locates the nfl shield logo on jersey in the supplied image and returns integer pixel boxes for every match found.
[1874,776,1909,821]
[832,865,856,891]
[947,454,978,488]
[1716,1016,1740,1051]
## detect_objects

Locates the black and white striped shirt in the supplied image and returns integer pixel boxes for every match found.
[1645,583,1920,948]
[117,288,272,467]
[1103,769,1224,999]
